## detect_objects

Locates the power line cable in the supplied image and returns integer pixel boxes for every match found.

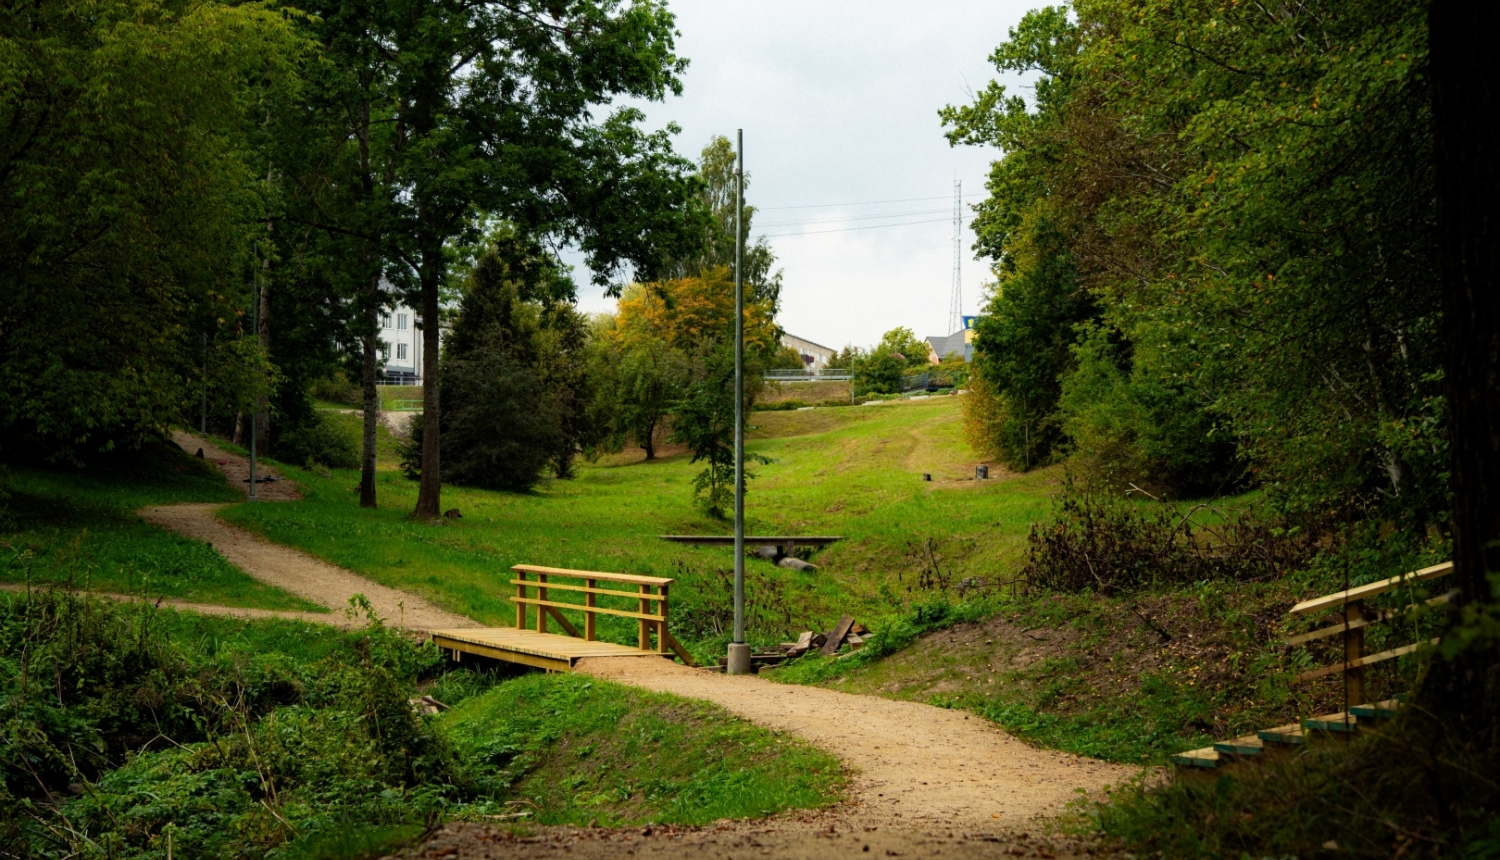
[757,207,953,228]
[759,192,985,211]
[762,217,953,238]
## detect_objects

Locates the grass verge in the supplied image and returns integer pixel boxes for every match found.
[445,673,843,826]
[0,441,320,611]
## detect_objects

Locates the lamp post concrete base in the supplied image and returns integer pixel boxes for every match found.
[726,642,753,675]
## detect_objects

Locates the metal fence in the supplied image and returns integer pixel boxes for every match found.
[763,369,852,382]
[899,370,968,392]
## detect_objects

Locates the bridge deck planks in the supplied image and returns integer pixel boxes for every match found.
[430,627,669,673]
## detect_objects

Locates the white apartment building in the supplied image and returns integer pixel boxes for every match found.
[377,304,430,383]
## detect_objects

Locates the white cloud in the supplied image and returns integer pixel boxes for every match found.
[567,0,1040,349]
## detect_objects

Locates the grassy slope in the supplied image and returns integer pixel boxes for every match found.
[0,442,321,611]
[445,673,843,826]
[219,397,1059,655]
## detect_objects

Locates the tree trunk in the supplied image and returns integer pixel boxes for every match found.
[1421,0,1500,730]
[356,91,380,509]
[412,249,443,519]
[358,297,380,508]
[255,225,273,454]
[642,417,656,460]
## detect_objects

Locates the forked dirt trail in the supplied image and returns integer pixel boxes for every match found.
[579,657,1127,830]
[399,658,1132,860]
[148,431,477,632]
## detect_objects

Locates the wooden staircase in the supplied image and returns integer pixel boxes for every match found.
[1171,561,1452,770]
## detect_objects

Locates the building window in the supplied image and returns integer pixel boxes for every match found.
[396,314,408,331]
[380,314,392,329]
[396,343,408,360]
[380,344,390,361]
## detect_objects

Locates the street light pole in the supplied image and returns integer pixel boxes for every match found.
[727,129,751,676]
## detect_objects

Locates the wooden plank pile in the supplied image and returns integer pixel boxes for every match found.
[780,615,871,658]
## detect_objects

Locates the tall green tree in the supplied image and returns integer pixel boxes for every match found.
[946,0,1443,515]
[0,0,304,459]
[382,0,704,519]
[659,135,783,313]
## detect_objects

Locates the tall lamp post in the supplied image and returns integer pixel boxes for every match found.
[726,130,751,675]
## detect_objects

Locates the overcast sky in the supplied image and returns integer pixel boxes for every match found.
[567,0,1041,350]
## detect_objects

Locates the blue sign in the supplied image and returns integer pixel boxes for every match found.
[961,315,979,330]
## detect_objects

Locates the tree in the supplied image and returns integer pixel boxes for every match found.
[875,327,930,370]
[434,235,592,491]
[670,345,767,517]
[946,1,1442,512]
[610,337,687,460]
[1421,0,1500,748]
[658,135,783,313]
[287,0,704,520]
[0,0,304,459]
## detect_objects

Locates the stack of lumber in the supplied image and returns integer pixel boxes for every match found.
[778,616,871,658]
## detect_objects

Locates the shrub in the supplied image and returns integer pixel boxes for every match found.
[278,411,360,469]
[1021,482,1318,594]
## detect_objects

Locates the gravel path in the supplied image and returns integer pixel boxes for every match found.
[399,658,1134,860]
[150,431,477,632]
[137,503,476,632]
[577,657,1129,831]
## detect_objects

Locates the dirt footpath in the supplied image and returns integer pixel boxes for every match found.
[398,818,1120,860]
[397,657,1134,860]
[139,503,476,632]
[151,431,476,632]
[0,583,345,626]
[578,657,1129,831]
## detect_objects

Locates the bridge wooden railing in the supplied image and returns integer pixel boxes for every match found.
[511,564,695,665]
[1172,560,1451,769]
[1286,560,1455,706]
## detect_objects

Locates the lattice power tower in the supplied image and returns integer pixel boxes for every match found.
[948,179,963,334]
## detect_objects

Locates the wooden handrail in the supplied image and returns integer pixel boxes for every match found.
[509,565,695,666]
[1285,560,1452,705]
[511,595,663,623]
[512,564,672,586]
[1289,561,1453,616]
[509,579,664,602]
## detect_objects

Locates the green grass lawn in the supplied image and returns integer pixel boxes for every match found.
[217,397,1061,657]
[0,441,321,611]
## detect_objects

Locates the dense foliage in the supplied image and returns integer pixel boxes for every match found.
[0,0,301,459]
[949,0,1445,528]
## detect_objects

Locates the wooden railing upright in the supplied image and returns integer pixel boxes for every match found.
[510,564,695,666]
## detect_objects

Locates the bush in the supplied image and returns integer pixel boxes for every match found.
[0,591,465,858]
[851,350,905,396]
[278,411,360,469]
[1021,482,1318,594]
[308,372,360,406]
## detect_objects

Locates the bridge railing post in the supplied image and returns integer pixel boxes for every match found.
[585,578,597,641]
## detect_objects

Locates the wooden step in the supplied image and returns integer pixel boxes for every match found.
[1349,698,1402,720]
[1258,723,1306,745]
[1169,746,1221,768]
[1213,735,1265,757]
[1303,712,1359,733]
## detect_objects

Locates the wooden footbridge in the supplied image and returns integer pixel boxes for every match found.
[1172,560,1453,769]
[430,565,695,673]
